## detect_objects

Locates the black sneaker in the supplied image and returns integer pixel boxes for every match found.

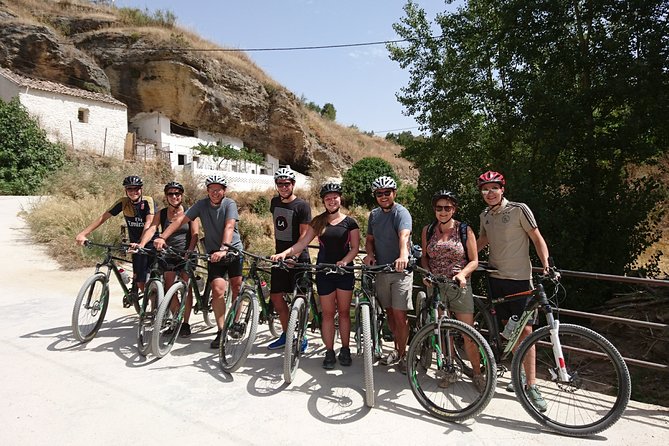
[179,322,191,338]
[323,349,336,370]
[338,346,352,366]
[210,330,222,349]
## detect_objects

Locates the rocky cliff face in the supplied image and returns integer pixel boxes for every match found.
[0,0,367,175]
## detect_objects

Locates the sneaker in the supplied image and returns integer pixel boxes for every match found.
[300,336,308,353]
[437,370,459,388]
[526,384,548,412]
[323,349,336,369]
[179,322,191,338]
[473,374,487,392]
[506,370,526,393]
[397,356,407,375]
[267,333,286,350]
[209,330,222,349]
[338,346,352,367]
[381,349,400,366]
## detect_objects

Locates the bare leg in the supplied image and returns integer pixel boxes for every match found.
[270,293,289,331]
[320,291,336,350]
[211,277,229,329]
[335,289,352,347]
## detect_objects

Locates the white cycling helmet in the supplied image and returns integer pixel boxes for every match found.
[274,167,296,182]
[205,174,228,187]
[371,176,397,192]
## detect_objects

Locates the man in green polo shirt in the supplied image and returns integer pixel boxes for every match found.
[476,170,550,412]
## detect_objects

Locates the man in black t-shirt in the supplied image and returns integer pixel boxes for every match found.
[267,167,312,351]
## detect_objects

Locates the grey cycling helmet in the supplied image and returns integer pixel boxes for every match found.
[122,175,143,187]
[164,181,184,193]
[274,167,296,183]
[432,190,458,206]
[205,174,228,187]
[319,183,342,198]
[371,176,397,192]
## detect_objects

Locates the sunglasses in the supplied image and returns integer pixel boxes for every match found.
[481,187,502,195]
[276,182,293,188]
[374,190,393,198]
[434,205,454,212]
[166,192,182,197]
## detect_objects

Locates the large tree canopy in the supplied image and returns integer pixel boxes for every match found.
[389,0,668,291]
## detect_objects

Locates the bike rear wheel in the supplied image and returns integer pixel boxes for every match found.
[152,282,186,358]
[361,304,375,407]
[137,279,163,356]
[72,273,109,343]
[201,283,216,328]
[219,290,259,373]
[407,319,497,422]
[283,297,307,384]
[511,323,631,436]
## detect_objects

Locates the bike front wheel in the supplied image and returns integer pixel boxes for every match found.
[152,282,186,358]
[283,297,307,384]
[407,319,497,422]
[511,323,631,436]
[219,290,259,373]
[137,279,163,356]
[360,304,375,407]
[201,283,216,328]
[72,273,109,343]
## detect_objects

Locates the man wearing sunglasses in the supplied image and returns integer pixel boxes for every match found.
[363,175,413,374]
[267,167,312,351]
[476,170,550,411]
[76,175,156,298]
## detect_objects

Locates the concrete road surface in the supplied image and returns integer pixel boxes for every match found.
[1,196,667,446]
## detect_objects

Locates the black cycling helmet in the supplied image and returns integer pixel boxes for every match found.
[319,183,342,198]
[164,181,184,193]
[122,175,143,187]
[432,190,458,207]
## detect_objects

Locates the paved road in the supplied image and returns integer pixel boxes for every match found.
[2,196,667,446]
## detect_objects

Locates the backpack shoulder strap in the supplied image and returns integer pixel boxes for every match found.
[159,208,168,232]
[459,221,469,263]
[426,219,438,243]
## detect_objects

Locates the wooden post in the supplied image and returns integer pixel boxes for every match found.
[69,121,74,150]
[103,128,107,156]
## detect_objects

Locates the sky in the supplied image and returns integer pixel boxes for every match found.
[113,0,459,136]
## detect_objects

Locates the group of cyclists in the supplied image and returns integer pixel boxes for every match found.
[75,166,551,411]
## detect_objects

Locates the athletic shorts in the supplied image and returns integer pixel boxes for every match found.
[132,252,151,284]
[316,271,355,296]
[207,255,243,281]
[270,267,301,294]
[375,271,414,311]
[488,277,537,325]
[437,281,474,314]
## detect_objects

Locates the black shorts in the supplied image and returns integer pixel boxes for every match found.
[316,271,355,296]
[488,277,536,325]
[132,252,152,284]
[270,267,301,294]
[207,255,243,281]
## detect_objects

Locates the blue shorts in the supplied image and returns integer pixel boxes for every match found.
[316,271,355,296]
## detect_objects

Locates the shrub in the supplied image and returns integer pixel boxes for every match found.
[342,157,399,209]
[0,98,66,195]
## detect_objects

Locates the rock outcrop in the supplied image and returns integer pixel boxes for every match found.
[0,0,392,175]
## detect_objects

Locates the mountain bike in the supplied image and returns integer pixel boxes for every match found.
[348,263,394,408]
[472,262,631,436]
[218,244,281,373]
[72,241,145,343]
[283,262,325,384]
[136,249,167,356]
[152,249,219,358]
[407,265,497,421]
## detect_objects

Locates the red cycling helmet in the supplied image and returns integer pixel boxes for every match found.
[477,170,506,188]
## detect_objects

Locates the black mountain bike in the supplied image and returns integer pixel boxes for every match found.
[472,262,631,436]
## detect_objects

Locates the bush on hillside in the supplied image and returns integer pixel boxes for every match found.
[0,98,66,195]
[342,157,399,209]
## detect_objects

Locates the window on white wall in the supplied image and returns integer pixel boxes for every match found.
[178,154,186,165]
[78,108,89,123]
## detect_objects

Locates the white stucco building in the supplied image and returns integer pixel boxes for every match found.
[0,67,128,157]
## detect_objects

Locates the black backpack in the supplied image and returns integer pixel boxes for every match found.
[425,220,470,263]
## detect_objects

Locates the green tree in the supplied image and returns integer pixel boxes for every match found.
[389,1,668,303]
[0,98,66,194]
[321,103,337,121]
[342,157,399,209]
